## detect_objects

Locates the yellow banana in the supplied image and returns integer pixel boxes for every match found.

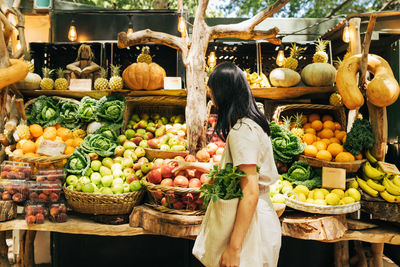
[363,162,385,180]
[392,175,400,187]
[357,177,379,197]
[382,177,400,196]
[366,179,385,192]
[380,190,400,203]
[365,149,378,165]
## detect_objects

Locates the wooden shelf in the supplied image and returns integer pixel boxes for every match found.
[128,89,187,97]
[19,89,130,99]
[251,86,335,99]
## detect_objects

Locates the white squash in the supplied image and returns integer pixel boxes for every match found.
[15,72,41,90]
[301,63,336,86]
[269,68,301,87]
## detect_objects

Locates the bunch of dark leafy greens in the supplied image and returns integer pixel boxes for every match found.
[282,161,322,189]
[270,121,305,164]
[64,148,91,176]
[344,118,374,156]
[200,164,246,208]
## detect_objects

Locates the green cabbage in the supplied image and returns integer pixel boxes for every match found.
[95,95,126,130]
[60,101,82,130]
[80,127,117,157]
[282,161,322,190]
[78,96,97,122]
[27,96,62,127]
[65,148,90,176]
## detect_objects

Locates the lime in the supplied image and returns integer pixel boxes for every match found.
[325,193,340,205]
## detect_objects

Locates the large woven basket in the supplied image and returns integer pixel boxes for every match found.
[284,192,361,215]
[144,148,189,161]
[63,185,145,215]
[143,180,205,216]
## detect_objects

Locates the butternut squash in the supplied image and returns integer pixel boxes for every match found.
[0,59,29,89]
[336,54,400,109]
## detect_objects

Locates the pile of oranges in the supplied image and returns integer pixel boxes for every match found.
[13,124,84,157]
[302,113,360,162]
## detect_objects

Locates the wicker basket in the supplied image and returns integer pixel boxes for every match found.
[284,191,361,215]
[299,155,366,173]
[63,185,145,215]
[272,104,346,128]
[143,180,205,216]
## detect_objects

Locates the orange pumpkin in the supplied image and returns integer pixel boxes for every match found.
[122,62,166,90]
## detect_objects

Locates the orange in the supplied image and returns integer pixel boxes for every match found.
[355,153,363,160]
[29,124,43,138]
[22,140,36,154]
[304,145,318,157]
[316,150,332,161]
[335,152,355,162]
[327,143,344,157]
[311,120,323,131]
[335,131,347,143]
[43,129,56,141]
[305,128,316,135]
[303,123,312,130]
[316,137,321,141]
[64,146,75,155]
[301,115,308,125]
[322,114,334,122]
[318,129,334,139]
[323,121,336,131]
[329,137,341,144]
[334,122,341,130]
[321,138,331,146]
[303,133,316,145]
[16,139,27,149]
[13,149,24,157]
[24,152,37,157]
[44,126,57,133]
[55,136,64,143]
[72,137,84,147]
[65,139,74,147]
[313,141,327,151]
[343,135,347,143]
[308,113,320,123]
[57,127,73,141]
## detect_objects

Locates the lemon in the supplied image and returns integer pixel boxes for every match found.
[282,180,292,187]
[346,188,361,201]
[294,185,310,197]
[319,188,330,197]
[325,193,340,205]
[347,180,359,189]
[281,184,293,194]
[297,192,307,202]
[306,198,315,204]
[314,199,327,205]
[308,191,314,199]
[342,196,356,204]
[314,190,325,200]
[331,189,345,199]
[339,200,345,205]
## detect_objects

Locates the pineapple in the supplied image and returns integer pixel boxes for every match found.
[283,43,304,70]
[72,129,86,139]
[281,116,292,133]
[137,46,152,64]
[290,113,304,140]
[109,65,123,90]
[54,68,69,90]
[24,50,34,73]
[329,92,343,107]
[40,67,54,90]
[16,124,30,140]
[94,67,109,90]
[313,38,329,63]
[333,57,343,70]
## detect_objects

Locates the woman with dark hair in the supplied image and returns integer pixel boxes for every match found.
[177,62,281,267]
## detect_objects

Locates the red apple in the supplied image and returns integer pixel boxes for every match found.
[185,155,196,162]
[189,178,202,188]
[160,197,168,207]
[161,164,174,178]
[148,138,161,149]
[151,189,163,201]
[173,201,184,210]
[126,174,138,184]
[174,175,189,188]
[153,158,164,169]
[206,142,218,156]
[194,170,203,179]
[176,170,186,177]
[200,173,210,184]
[160,178,174,187]
[215,147,224,155]
[182,193,194,204]
[196,149,210,162]
[147,168,162,184]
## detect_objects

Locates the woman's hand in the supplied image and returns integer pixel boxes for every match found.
[172,160,211,175]
[219,245,240,267]
[172,160,188,175]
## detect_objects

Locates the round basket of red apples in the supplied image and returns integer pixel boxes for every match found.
[143,141,225,216]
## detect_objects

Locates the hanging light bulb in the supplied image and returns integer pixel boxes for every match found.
[16,40,21,51]
[342,21,350,43]
[208,51,216,68]
[68,20,77,42]
[127,22,134,35]
[276,45,285,67]
[178,16,186,36]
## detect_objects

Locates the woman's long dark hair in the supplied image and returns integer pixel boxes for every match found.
[207,62,270,140]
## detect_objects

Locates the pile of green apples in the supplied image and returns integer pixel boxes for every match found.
[123,113,187,152]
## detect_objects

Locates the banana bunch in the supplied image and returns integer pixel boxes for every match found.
[359,150,400,203]
[244,69,271,88]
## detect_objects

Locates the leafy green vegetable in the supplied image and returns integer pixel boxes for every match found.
[64,148,91,176]
[95,95,126,130]
[200,164,246,208]
[78,96,97,122]
[282,161,321,189]
[80,127,117,157]
[60,101,82,130]
[344,118,374,155]
[270,121,306,163]
[27,96,62,127]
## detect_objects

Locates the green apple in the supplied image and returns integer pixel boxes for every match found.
[125,129,136,140]
[111,163,122,172]
[112,184,124,194]
[99,166,112,176]
[139,140,149,148]
[130,180,142,192]
[160,144,170,151]
[67,185,74,191]
[123,168,134,178]
[91,160,102,171]
[84,168,93,177]
[117,135,127,144]
[168,137,179,147]
[82,183,94,193]
[100,187,113,194]
[161,116,168,125]
[90,172,102,185]
[135,170,143,179]
[123,149,135,159]
[135,147,146,158]
[141,162,153,174]
[114,145,125,157]
[136,129,146,135]
[123,141,136,150]
[101,175,113,187]
[123,183,131,193]
[79,176,91,185]
[170,145,185,151]
[131,113,140,122]
[102,158,113,168]
[74,182,82,192]
[112,177,124,186]
[113,157,123,164]
[122,157,133,169]
[113,169,123,179]
[66,175,78,186]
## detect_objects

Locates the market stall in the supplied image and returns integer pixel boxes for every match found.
[0,0,400,266]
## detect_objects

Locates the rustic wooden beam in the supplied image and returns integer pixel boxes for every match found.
[10,7,26,59]
[347,10,400,19]
[358,14,376,90]
[334,241,350,267]
[210,27,279,41]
